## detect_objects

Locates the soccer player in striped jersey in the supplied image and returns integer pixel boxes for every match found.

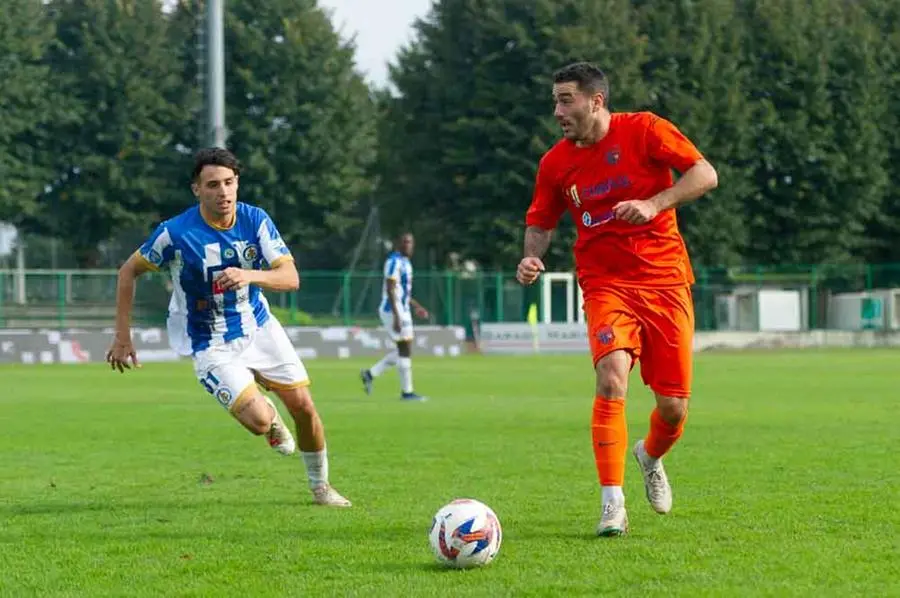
[105,148,351,507]
[360,233,429,401]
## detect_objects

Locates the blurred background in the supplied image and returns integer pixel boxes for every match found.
[1,0,899,335]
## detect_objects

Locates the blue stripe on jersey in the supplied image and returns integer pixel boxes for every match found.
[385,256,398,280]
[400,269,410,307]
[253,297,269,328]
[192,317,213,352]
[249,285,269,328]
[222,281,243,342]
[381,254,398,313]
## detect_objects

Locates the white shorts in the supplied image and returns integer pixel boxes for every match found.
[379,310,414,342]
[192,317,309,412]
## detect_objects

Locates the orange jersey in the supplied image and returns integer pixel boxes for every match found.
[526,112,704,291]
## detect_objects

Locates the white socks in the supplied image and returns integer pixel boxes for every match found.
[370,351,414,394]
[370,350,398,377]
[602,485,625,506]
[301,449,329,489]
[398,357,413,393]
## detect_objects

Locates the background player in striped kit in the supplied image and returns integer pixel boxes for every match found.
[360,233,429,401]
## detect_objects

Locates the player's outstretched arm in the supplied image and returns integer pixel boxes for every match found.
[107,252,153,372]
[517,226,551,286]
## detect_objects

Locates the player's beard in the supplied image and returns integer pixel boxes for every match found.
[572,112,600,145]
[560,111,590,142]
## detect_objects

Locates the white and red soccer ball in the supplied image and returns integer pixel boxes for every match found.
[428,498,502,568]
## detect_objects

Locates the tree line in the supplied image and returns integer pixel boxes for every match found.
[2,0,898,271]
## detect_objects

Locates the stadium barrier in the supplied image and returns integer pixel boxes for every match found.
[2,264,900,334]
[476,323,900,355]
[0,326,467,365]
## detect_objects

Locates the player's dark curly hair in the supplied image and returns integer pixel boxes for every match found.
[553,62,610,104]
[191,147,241,180]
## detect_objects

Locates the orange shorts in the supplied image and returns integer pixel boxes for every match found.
[584,285,694,398]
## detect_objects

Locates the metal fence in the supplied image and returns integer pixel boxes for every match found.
[2,265,900,333]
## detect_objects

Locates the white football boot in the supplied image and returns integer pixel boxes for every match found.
[597,501,628,537]
[312,484,352,507]
[633,439,673,514]
[264,397,296,456]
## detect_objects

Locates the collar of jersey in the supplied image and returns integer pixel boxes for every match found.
[200,207,236,231]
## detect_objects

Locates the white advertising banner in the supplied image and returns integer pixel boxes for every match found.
[478,323,900,355]
[478,323,589,354]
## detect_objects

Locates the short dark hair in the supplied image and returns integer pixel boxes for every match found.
[553,62,610,103]
[192,147,241,181]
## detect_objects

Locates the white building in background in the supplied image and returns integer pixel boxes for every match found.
[0,222,16,258]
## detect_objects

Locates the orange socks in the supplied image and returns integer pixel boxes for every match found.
[592,399,688,488]
[591,396,627,486]
[644,407,686,459]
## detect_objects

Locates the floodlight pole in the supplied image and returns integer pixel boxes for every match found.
[206,0,227,147]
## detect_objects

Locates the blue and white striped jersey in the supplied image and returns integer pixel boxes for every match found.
[137,203,292,353]
[380,251,413,314]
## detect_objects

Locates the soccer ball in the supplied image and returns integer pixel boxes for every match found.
[428,498,502,569]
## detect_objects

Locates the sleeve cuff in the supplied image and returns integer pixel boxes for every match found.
[133,250,160,272]
[269,255,295,269]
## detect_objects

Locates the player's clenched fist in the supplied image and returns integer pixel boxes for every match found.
[612,199,659,225]
[217,267,255,291]
[516,257,545,286]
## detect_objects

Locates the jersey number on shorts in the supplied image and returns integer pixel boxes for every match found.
[200,370,220,394]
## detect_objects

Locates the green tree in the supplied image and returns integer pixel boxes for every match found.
[0,0,75,225]
[378,0,647,270]
[32,0,190,266]
[827,1,890,264]
[634,0,755,267]
[861,0,900,263]
[740,0,888,266]
[221,0,377,269]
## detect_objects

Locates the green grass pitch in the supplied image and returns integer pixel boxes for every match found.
[1,349,898,597]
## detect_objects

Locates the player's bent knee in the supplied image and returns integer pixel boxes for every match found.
[655,394,688,424]
[233,394,274,435]
[595,351,630,397]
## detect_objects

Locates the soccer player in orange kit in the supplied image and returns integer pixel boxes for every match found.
[517,62,718,536]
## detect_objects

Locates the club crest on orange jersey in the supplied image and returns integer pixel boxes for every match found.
[606,146,621,165]
[568,184,582,207]
[597,325,615,345]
